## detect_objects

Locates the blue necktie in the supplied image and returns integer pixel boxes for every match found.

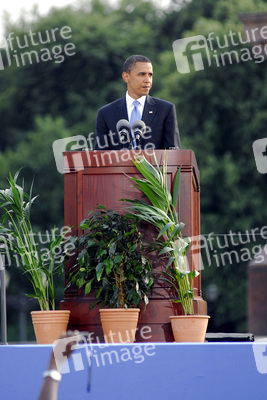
[130,100,141,149]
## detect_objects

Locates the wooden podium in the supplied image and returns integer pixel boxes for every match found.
[60,149,207,342]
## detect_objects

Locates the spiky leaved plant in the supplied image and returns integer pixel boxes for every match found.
[122,153,199,315]
[0,171,69,310]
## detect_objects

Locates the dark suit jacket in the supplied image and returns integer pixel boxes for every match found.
[94,95,181,150]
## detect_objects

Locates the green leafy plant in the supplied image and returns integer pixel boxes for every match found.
[121,153,199,315]
[69,206,154,309]
[0,171,70,311]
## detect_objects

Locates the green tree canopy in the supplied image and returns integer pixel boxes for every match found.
[1,0,267,339]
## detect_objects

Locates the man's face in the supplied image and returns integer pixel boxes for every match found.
[122,62,153,99]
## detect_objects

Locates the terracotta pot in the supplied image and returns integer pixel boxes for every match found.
[31,310,70,344]
[170,315,210,342]
[99,308,140,343]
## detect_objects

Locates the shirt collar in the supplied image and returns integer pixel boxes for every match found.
[126,92,146,107]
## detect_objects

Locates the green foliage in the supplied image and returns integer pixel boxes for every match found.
[122,153,199,315]
[1,0,267,337]
[156,0,267,331]
[0,115,71,230]
[0,171,70,310]
[69,206,154,309]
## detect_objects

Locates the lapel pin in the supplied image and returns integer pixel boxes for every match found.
[149,111,153,114]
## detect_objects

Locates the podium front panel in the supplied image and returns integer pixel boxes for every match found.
[61,149,206,341]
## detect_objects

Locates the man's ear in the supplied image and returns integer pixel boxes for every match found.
[122,72,129,83]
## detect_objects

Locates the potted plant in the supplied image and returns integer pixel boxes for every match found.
[68,206,154,343]
[122,153,209,342]
[0,171,71,344]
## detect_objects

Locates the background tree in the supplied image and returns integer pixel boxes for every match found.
[1,0,267,340]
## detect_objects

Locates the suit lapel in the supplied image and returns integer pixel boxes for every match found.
[142,95,156,127]
[115,97,128,121]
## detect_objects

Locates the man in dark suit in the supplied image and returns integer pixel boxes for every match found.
[94,55,181,150]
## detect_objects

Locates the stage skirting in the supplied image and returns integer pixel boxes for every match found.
[1,342,267,400]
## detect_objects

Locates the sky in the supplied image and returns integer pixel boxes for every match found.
[0,0,172,39]
[0,0,79,38]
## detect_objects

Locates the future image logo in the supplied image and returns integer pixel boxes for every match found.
[173,35,211,74]
[52,135,93,174]
[252,138,267,174]
[173,27,267,74]
[253,340,267,374]
[0,37,11,70]
[53,334,90,374]
[0,26,76,71]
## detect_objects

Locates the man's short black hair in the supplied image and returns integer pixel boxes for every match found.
[123,55,152,73]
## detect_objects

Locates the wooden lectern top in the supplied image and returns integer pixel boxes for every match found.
[63,149,199,190]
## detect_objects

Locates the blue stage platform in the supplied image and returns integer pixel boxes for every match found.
[1,342,267,400]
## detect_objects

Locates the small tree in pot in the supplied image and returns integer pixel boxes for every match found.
[69,206,154,342]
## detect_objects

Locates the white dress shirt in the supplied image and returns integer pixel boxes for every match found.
[125,92,146,121]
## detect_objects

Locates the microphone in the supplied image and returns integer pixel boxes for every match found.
[116,119,131,147]
[131,120,146,146]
